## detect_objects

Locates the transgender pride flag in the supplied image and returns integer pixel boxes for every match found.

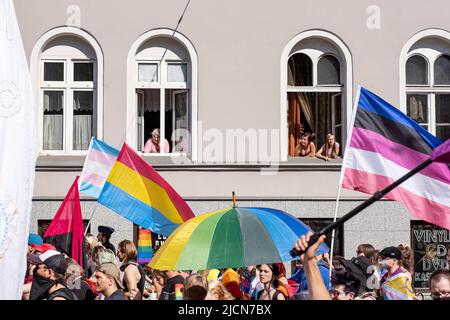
[342,87,450,230]
[79,138,120,198]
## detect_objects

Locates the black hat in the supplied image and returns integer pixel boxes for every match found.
[379,246,402,260]
[98,225,115,235]
[38,250,68,274]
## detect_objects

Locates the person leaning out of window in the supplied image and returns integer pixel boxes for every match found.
[295,132,316,157]
[316,133,340,161]
[143,128,170,153]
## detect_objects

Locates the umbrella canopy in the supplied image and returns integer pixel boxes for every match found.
[148,207,329,270]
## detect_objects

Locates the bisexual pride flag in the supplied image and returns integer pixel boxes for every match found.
[342,87,450,230]
[98,143,195,237]
[79,138,120,198]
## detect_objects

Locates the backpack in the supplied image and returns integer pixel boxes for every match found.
[47,287,79,300]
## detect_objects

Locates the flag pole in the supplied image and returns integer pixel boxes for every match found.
[290,157,435,257]
[84,203,99,236]
[328,86,362,280]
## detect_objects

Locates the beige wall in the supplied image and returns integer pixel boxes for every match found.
[15,0,450,198]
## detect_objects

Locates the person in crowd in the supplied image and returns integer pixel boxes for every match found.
[330,270,361,300]
[85,234,99,278]
[97,226,116,254]
[356,244,377,262]
[151,269,166,299]
[92,262,126,300]
[159,270,185,300]
[143,128,170,153]
[429,269,450,300]
[117,240,146,300]
[206,279,235,300]
[295,132,316,157]
[256,264,286,300]
[221,268,244,300]
[29,250,78,300]
[183,274,209,300]
[28,233,43,253]
[242,265,263,300]
[378,246,414,300]
[294,231,331,300]
[397,243,413,281]
[290,246,330,296]
[65,257,97,300]
[316,133,340,161]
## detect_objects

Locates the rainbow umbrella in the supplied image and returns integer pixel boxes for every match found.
[148,207,329,270]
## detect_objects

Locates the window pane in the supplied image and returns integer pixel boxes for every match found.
[167,63,187,82]
[73,91,93,150]
[44,62,64,81]
[436,126,450,141]
[173,91,189,153]
[318,55,340,85]
[43,91,63,150]
[434,55,450,85]
[407,94,428,124]
[436,94,450,123]
[138,63,158,82]
[288,53,313,86]
[406,55,428,85]
[74,62,94,81]
[141,89,163,153]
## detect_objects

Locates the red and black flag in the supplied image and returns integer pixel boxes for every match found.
[44,176,86,268]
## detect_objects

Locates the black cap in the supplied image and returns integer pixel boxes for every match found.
[379,246,402,260]
[98,225,115,235]
[38,250,68,274]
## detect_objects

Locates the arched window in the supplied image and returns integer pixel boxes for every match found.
[128,29,197,158]
[434,55,450,85]
[317,55,340,85]
[402,31,450,141]
[288,53,313,86]
[31,27,103,154]
[406,55,428,85]
[283,33,350,158]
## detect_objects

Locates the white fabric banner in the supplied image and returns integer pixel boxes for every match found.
[0,0,37,299]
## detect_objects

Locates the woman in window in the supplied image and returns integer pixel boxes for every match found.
[117,240,146,300]
[316,133,340,161]
[295,132,316,157]
[143,128,170,153]
[256,264,286,300]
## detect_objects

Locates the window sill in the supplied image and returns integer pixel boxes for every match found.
[35,155,342,171]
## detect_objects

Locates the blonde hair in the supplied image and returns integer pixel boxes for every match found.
[85,234,99,251]
[207,279,235,300]
[118,240,137,264]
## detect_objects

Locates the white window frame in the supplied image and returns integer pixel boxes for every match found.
[281,30,353,162]
[127,29,198,161]
[31,27,104,156]
[39,57,96,154]
[400,29,450,138]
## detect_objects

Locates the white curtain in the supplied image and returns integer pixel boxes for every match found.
[43,114,63,150]
[408,95,425,123]
[138,63,158,82]
[73,115,92,150]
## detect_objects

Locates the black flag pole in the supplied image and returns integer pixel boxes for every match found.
[290,157,434,258]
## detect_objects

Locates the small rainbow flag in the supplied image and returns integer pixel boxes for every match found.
[137,228,153,265]
[98,143,195,237]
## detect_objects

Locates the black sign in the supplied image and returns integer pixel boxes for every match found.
[151,232,167,253]
[411,221,450,289]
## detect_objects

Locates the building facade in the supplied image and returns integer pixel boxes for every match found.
[15,0,450,265]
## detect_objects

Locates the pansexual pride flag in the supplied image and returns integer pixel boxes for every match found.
[79,138,120,198]
[98,143,195,237]
[137,228,153,265]
[342,87,450,230]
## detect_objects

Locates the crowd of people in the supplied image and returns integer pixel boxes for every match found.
[23,226,450,300]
